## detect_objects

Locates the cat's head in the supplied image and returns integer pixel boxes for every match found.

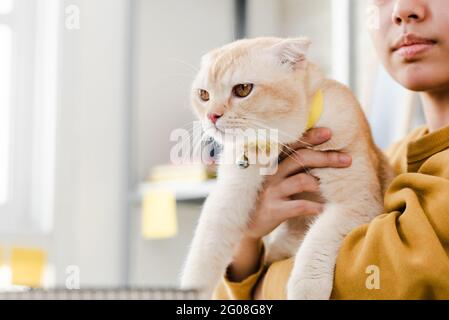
[191,37,314,146]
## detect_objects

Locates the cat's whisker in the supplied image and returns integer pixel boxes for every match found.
[243,117,315,146]
[191,134,209,164]
[277,149,312,174]
[181,120,311,174]
[276,143,313,176]
[174,120,200,130]
[245,119,314,149]
[243,115,308,122]
[172,121,215,165]
[162,74,197,80]
[244,124,313,176]
[168,58,199,73]
[247,123,307,157]
[275,145,313,176]
[173,121,206,139]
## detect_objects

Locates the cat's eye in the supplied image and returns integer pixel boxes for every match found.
[233,84,253,98]
[198,89,210,102]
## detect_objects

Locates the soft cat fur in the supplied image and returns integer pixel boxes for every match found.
[180,37,394,299]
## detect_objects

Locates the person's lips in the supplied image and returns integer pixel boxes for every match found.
[392,33,437,59]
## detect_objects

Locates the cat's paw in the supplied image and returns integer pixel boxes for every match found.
[287,275,333,300]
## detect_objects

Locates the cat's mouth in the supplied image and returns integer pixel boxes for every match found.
[203,123,223,142]
[204,124,241,141]
[204,122,256,145]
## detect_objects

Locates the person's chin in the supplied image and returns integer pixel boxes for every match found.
[394,66,438,92]
[399,78,432,92]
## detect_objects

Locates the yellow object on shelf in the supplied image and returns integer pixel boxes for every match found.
[142,188,178,239]
[150,164,214,182]
[11,247,46,288]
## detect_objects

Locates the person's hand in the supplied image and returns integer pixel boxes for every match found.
[245,127,353,240]
[226,127,352,283]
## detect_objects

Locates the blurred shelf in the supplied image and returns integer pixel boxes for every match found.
[138,180,216,202]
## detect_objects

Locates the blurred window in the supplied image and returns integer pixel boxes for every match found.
[0,0,59,232]
[0,0,13,14]
[0,25,12,205]
[0,1,14,207]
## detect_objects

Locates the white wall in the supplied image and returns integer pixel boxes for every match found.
[53,0,130,287]
[247,0,282,37]
[247,0,333,75]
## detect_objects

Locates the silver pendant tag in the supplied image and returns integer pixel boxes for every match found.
[236,154,249,169]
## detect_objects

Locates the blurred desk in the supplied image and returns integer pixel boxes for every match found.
[0,288,203,300]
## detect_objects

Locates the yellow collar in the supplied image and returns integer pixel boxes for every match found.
[305,89,324,131]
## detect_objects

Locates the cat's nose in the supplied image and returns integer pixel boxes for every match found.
[207,113,223,124]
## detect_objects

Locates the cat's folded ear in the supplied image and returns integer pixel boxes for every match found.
[270,37,311,70]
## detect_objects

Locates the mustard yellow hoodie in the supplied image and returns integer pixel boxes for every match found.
[213,124,449,300]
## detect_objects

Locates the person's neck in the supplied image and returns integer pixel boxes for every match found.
[420,88,449,133]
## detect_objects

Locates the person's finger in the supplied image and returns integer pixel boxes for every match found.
[277,149,352,179]
[277,128,332,162]
[288,127,332,150]
[278,200,324,220]
[274,173,319,198]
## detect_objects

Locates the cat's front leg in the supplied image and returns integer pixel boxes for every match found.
[265,217,308,265]
[180,166,264,298]
[287,203,369,300]
[179,189,242,297]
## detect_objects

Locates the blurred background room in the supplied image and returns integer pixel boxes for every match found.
[0,0,425,292]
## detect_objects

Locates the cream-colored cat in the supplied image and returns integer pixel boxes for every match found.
[180,37,394,300]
